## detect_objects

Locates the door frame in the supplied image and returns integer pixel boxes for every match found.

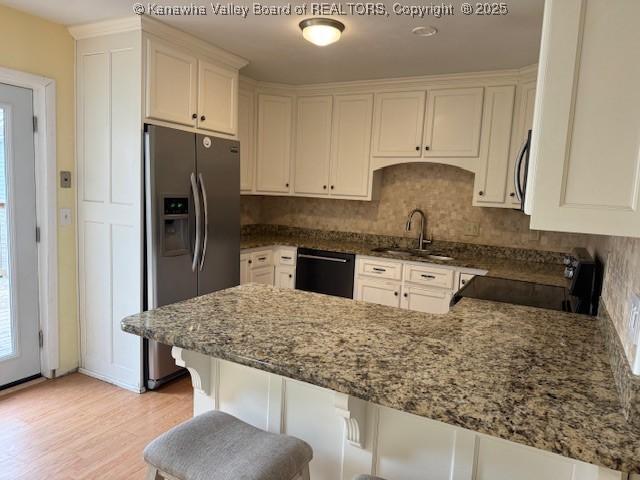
[0,66,58,378]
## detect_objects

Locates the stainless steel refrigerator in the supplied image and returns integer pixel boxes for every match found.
[144,125,240,389]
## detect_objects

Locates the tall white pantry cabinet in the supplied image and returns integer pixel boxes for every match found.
[71,17,247,391]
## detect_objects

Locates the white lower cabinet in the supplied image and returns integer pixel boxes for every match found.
[355,256,461,314]
[240,253,250,284]
[400,284,450,314]
[275,265,296,289]
[241,246,297,288]
[355,278,401,308]
[249,265,274,285]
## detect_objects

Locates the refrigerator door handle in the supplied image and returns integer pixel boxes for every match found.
[198,173,209,271]
[190,172,202,272]
[514,139,529,203]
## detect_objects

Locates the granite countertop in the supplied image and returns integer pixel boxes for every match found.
[122,284,640,473]
[241,233,568,287]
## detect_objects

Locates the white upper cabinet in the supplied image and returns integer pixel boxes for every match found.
[372,91,425,157]
[294,96,333,195]
[527,0,640,237]
[422,87,484,158]
[473,85,516,205]
[144,35,245,135]
[145,38,197,126]
[330,94,374,197]
[197,59,238,135]
[238,90,254,192]
[256,94,293,194]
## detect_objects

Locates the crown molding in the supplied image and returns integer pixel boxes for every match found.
[140,16,248,70]
[68,16,141,39]
[241,63,538,95]
[68,15,248,70]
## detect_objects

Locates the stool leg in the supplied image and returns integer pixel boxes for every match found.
[302,465,311,480]
[289,465,311,480]
[145,466,161,480]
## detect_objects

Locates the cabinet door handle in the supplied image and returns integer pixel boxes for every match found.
[257,256,267,261]
[330,185,334,190]
[372,267,386,273]
[200,115,206,121]
[403,292,408,298]
[424,145,430,151]
[421,274,436,279]
[285,183,289,188]
[192,113,197,119]
[415,146,420,151]
[288,274,293,278]
[478,191,484,196]
[394,291,399,296]
[248,259,252,264]
[281,256,292,260]
[509,192,515,197]
[323,185,327,189]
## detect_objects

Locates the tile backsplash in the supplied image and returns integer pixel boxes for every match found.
[242,162,597,252]
[589,236,640,371]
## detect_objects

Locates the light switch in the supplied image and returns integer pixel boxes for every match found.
[60,208,72,226]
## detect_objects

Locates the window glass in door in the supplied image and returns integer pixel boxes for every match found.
[0,83,40,388]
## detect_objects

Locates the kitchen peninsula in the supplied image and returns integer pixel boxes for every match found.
[122,284,640,480]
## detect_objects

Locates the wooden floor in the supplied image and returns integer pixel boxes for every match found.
[0,372,192,479]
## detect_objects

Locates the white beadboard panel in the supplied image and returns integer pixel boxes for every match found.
[218,359,270,431]
[179,352,621,480]
[110,223,142,383]
[284,379,344,480]
[110,47,138,206]
[77,31,143,391]
[475,435,580,480]
[375,406,457,480]
[81,220,110,372]
[81,52,108,203]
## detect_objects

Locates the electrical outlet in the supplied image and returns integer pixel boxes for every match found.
[629,293,640,375]
[464,222,480,237]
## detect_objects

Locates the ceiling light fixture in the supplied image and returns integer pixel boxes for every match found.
[299,18,345,46]
[412,26,438,37]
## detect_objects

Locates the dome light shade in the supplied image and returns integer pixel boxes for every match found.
[299,18,345,46]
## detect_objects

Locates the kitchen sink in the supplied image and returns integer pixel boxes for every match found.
[370,247,413,257]
[371,247,455,261]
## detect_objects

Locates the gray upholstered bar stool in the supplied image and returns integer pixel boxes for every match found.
[144,411,313,480]
[353,476,387,480]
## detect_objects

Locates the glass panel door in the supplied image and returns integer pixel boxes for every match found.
[0,107,12,360]
[0,82,40,388]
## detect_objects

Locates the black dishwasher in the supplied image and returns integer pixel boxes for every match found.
[295,248,355,298]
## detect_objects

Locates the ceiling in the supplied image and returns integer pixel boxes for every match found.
[1,0,545,84]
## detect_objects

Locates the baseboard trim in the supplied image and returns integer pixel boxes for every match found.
[78,368,144,394]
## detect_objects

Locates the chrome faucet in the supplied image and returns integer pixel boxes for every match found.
[405,208,431,250]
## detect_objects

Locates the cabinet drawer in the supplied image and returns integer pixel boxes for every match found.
[357,257,402,281]
[276,247,297,266]
[250,250,273,268]
[404,263,454,289]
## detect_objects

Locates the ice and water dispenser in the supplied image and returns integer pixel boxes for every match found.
[161,196,190,256]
